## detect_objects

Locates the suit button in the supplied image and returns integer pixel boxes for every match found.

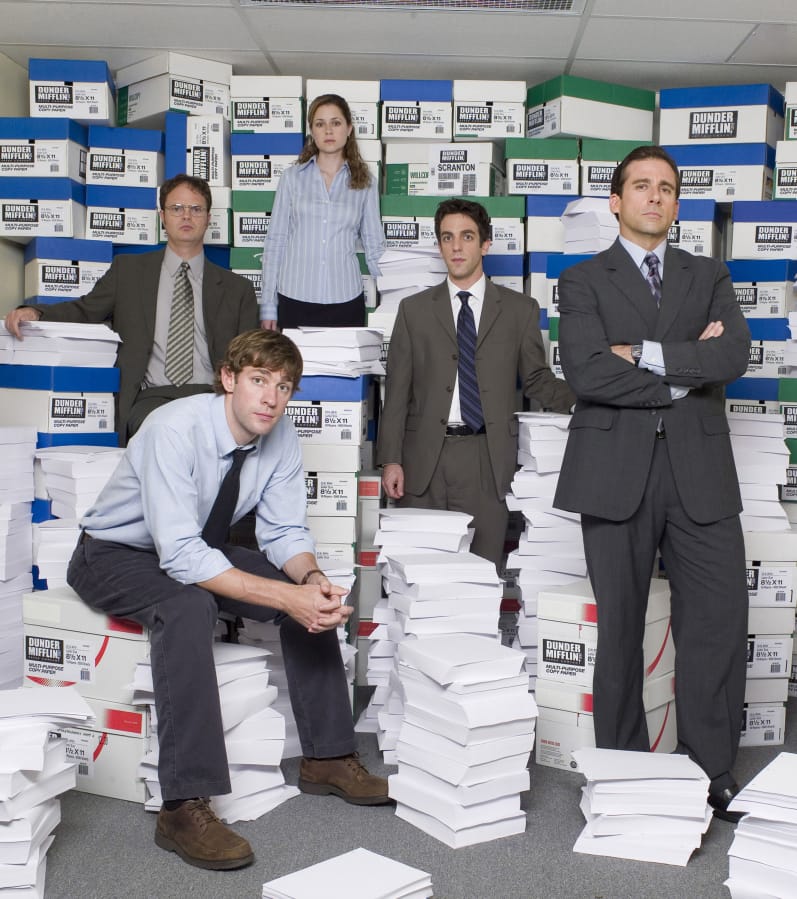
[440,418,447,425]
[446,385,453,393]
[452,353,458,360]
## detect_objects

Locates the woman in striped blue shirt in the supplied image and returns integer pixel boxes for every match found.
[260,94,384,330]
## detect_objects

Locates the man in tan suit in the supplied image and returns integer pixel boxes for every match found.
[377,198,574,565]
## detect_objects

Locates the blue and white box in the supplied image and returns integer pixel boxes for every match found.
[667,199,722,257]
[731,201,797,259]
[483,254,525,293]
[230,133,304,191]
[0,118,86,182]
[453,80,525,141]
[526,196,571,253]
[86,126,163,188]
[231,75,304,135]
[164,112,230,187]
[84,185,159,245]
[0,178,85,242]
[380,80,452,141]
[29,59,115,126]
[726,260,797,318]
[666,143,775,202]
[24,238,112,301]
[546,254,592,317]
[659,84,785,147]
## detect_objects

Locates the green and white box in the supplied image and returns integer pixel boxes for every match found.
[307,80,380,140]
[232,190,274,248]
[116,52,231,128]
[385,141,505,197]
[453,80,525,141]
[580,139,651,197]
[774,140,797,199]
[786,82,797,140]
[526,75,654,142]
[230,75,303,134]
[229,246,262,302]
[505,138,579,196]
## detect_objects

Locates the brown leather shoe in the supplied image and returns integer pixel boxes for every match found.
[298,753,392,806]
[155,799,254,870]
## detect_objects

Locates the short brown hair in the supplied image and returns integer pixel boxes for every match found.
[159,174,213,212]
[214,330,303,395]
[434,198,491,245]
[610,146,681,199]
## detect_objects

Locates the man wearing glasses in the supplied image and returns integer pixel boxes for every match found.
[4,174,258,443]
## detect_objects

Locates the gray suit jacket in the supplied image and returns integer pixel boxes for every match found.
[32,250,259,442]
[553,240,751,523]
[377,279,575,500]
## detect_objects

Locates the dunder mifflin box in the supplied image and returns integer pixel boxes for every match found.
[29,59,116,126]
[384,141,504,197]
[0,178,85,242]
[164,112,231,187]
[452,80,525,141]
[116,51,231,128]
[23,237,112,301]
[231,75,304,134]
[659,83,785,147]
[525,197,571,253]
[504,138,579,196]
[666,143,775,203]
[304,472,358,517]
[380,80,452,141]
[786,82,797,140]
[774,140,797,199]
[230,133,304,191]
[229,246,261,302]
[746,634,793,679]
[286,400,368,444]
[85,125,164,188]
[526,75,655,142]
[667,198,722,258]
[739,702,786,747]
[57,696,149,802]
[579,139,650,197]
[307,79,380,141]
[726,260,797,318]
[231,190,274,248]
[731,200,797,260]
[85,185,159,245]
[0,118,87,182]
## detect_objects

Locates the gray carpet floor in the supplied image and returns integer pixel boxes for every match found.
[42,698,795,899]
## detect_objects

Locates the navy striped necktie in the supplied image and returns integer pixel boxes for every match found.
[456,291,484,432]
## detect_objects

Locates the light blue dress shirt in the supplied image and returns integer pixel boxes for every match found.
[81,393,314,584]
[260,157,385,320]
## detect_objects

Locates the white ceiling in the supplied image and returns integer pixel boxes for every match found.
[1,0,796,93]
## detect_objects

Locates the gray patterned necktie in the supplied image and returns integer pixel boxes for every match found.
[165,261,194,386]
[644,252,662,307]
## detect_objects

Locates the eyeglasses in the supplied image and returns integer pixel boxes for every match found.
[163,204,207,218]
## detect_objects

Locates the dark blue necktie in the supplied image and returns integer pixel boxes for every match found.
[202,448,252,549]
[644,252,662,307]
[456,291,484,432]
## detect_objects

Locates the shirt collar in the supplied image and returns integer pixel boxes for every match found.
[448,274,486,304]
[618,235,668,273]
[164,245,204,280]
[210,394,260,460]
[296,155,350,176]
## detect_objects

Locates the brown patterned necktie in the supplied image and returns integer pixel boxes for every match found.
[165,261,194,386]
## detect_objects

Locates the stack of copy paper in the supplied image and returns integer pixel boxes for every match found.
[725,752,797,898]
[374,248,447,318]
[134,642,299,823]
[506,412,587,691]
[0,687,93,898]
[282,328,384,377]
[572,748,711,866]
[31,519,80,588]
[34,446,124,520]
[0,427,36,689]
[560,197,619,254]
[262,847,432,898]
[390,635,534,848]
[0,321,121,368]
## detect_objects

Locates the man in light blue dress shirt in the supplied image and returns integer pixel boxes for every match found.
[67,329,390,871]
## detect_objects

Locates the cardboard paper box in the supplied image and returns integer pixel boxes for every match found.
[0,118,87,181]
[23,237,111,300]
[727,260,797,318]
[0,388,114,433]
[85,125,163,188]
[0,177,85,242]
[85,184,159,245]
[286,400,368,445]
[665,143,774,203]
[731,200,797,260]
[231,75,304,134]
[304,472,358,517]
[29,59,115,126]
[307,80,379,140]
[738,702,786,747]
[505,137,579,195]
[746,634,794,679]
[746,561,796,607]
[380,80,452,142]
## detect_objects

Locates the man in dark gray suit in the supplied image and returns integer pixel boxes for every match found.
[4,174,258,444]
[378,198,574,566]
[554,146,751,821]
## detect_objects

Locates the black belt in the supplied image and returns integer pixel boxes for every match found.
[445,424,485,437]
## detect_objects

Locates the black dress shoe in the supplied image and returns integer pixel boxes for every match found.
[708,782,744,824]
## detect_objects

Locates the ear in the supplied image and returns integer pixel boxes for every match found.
[481,239,492,257]
[220,366,236,394]
[608,193,620,216]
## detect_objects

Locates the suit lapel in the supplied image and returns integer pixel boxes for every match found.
[477,281,501,347]
[604,240,659,333]
[140,250,165,345]
[201,259,223,351]
[431,283,457,348]
[654,246,693,340]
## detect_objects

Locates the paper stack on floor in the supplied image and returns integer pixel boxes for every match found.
[729,411,791,531]
[506,412,587,691]
[390,634,534,848]
[0,321,120,368]
[0,686,93,898]
[725,751,797,898]
[134,641,299,823]
[34,446,124,520]
[560,197,619,253]
[282,327,384,377]
[262,847,432,899]
[0,427,36,689]
[572,748,711,866]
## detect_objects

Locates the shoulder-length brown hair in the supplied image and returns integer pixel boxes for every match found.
[297,93,372,190]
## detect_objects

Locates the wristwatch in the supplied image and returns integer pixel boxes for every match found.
[631,344,643,366]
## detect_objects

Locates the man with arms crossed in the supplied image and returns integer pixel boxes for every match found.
[4,174,258,443]
[67,330,390,870]
[378,198,574,566]
[554,146,751,821]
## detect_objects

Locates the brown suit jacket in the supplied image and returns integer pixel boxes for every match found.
[31,249,259,443]
[377,279,575,500]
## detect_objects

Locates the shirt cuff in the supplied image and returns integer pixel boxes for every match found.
[639,340,665,375]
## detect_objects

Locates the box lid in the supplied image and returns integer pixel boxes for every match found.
[747,319,790,341]
[726,259,797,282]
[726,377,780,401]
[87,125,164,153]
[0,177,84,202]
[85,185,158,209]
[23,237,113,264]
[453,80,526,103]
[665,143,776,167]
[732,199,797,222]
[230,75,304,97]
[526,75,655,112]
[380,79,453,102]
[306,79,380,103]
[674,197,720,224]
[505,137,579,160]
[0,364,120,392]
[546,253,593,279]
[229,246,263,269]
[0,117,87,144]
[115,51,231,89]
[230,132,305,155]
[231,190,276,213]
[525,195,574,216]
[659,83,785,115]
[527,251,562,273]
[29,58,115,92]
[580,139,653,161]
[483,254,525,276]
